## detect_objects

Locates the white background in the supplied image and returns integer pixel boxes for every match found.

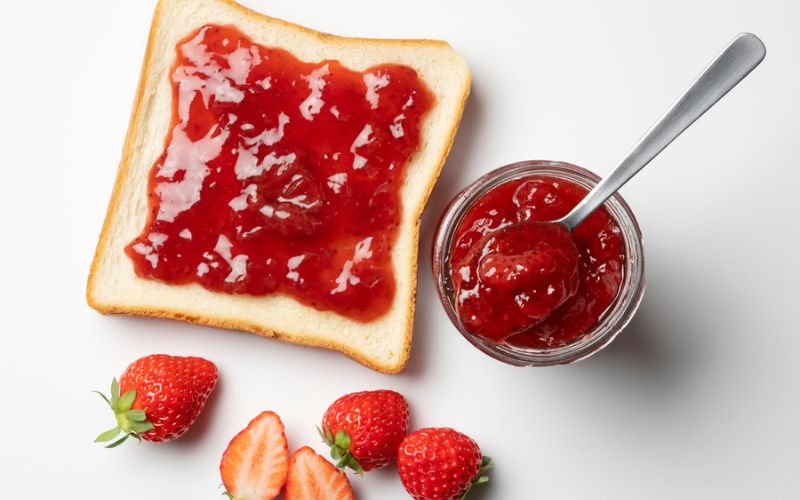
[2,0,798,498]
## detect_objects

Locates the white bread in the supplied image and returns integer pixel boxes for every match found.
[86,0,471,373]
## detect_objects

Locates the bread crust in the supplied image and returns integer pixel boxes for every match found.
[86,0,471,374]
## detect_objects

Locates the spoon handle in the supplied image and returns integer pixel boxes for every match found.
[558,32,766,232]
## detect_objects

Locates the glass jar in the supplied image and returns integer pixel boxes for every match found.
[432,160,646,366]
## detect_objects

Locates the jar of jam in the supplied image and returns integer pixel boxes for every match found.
[432,160,645,366]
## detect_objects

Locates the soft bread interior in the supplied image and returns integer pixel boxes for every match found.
[87,0,471,373]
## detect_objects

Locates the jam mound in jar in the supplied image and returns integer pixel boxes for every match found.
[449,176,625,348]
[125,24,433,321]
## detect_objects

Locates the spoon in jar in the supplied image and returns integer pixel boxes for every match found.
[556,32,765,232]
[440,33,767,345]
[453,32,767,337]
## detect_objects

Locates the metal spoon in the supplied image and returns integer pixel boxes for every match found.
[557,33,766,232]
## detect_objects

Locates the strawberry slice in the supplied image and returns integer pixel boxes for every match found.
[286,446,355,500]
[220,411,289,500]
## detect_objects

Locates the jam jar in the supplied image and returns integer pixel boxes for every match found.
[433,160,645,366]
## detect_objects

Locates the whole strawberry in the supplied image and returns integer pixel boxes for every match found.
[397,427,491,500]
[93,354,218,447]
[320,389,409,473]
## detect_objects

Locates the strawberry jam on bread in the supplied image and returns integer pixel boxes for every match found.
[87,0,471,373]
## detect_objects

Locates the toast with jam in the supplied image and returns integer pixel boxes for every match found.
[86,0,471,373]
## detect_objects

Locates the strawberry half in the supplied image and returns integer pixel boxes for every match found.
[320,389,409,473]
[93,354,218,447]
[220,411,289,500]
[397,427,492,500]
[285,447,355,500]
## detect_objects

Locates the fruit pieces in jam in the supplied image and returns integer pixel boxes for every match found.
[449,176,625,348]
[125,24,433,321]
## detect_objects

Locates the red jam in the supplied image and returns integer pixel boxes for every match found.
[125,25,433,321]
[449,176,625,348]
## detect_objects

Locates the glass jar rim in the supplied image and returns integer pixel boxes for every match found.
[432,160,646,366]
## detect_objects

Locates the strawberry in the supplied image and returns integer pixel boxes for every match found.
[320,389,409,473]
[397,428,492,500]
[220,411,289,500]
[93,354,218,447]
[285,446,355,500]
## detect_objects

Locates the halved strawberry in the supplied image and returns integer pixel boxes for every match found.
[286,447,355,500]
[220,411,289,500]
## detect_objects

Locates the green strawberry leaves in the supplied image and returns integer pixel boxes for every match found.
[94,426,121,443]
[93,378,155,448]
[91,391,110,405]
[118,388,136,411]
[461,456,493,499]
[318,426,364,475]
[219,483,240,500]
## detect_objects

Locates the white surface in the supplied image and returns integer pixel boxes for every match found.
[2,0,798,498]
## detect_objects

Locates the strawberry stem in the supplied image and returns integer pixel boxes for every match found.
[319,426,364,475]
[93,378,155,448]
[460,456,493,499]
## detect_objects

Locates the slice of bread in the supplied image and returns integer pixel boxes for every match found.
[87,0,471,374]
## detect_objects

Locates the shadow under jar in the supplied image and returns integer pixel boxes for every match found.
[433,160,645,366]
